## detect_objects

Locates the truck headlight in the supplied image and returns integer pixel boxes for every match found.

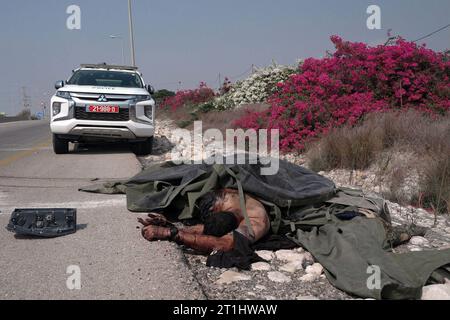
[144,105,153,121]
[52,102,62,116]
[133,95,151,103]
[56,91,71,99]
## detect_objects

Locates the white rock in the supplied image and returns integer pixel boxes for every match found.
[295,247,305,254]
[251,262,271,271]
[300,273,319,282]
[216,271,252,285]
[305,263,324,276]
[408,246,423,252]
[279,261,304,273]
[421,284,450,300]
[275,250,305,263]
[410,236,429,246]
[255,285,267,291]
[256,250,275,261]
[303,252,315,263]
[268,271,292,283]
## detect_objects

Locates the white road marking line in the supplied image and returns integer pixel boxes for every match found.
[0,148,52,152]
[0,190,8,201]
[0,198,127,214]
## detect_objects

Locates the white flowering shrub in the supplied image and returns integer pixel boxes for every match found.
[213,63,299,110]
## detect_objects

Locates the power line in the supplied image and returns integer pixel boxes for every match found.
[154,65,256,90]
[413,23,450,42]
[229,66,254,80]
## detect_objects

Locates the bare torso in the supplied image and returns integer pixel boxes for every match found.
[213,189,270,243]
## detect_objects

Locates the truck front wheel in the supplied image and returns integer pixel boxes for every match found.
[53,134,69,154]
[131,137,153,156]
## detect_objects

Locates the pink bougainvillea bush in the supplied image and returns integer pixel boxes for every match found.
[160,82,216,111]
[234,36,450,152]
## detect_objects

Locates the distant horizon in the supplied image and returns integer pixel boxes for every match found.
[0,0,449,116]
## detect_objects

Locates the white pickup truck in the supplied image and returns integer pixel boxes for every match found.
[50,64,156,155]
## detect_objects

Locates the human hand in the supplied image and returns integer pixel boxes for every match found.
[138,213,170,227]
[141,225,171,242]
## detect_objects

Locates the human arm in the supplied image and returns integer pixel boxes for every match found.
[179,224,205,235]
[140,225,234,253]
[138,214,205,234]
[174,231,234,254]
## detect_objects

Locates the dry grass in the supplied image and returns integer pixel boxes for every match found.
[307,111,450,171]
[307,110,450,213]
[158,103,271,154]
[194,103,269,133]
[306,124,384,171]
[419,151,450,213]
[159,103,270,133]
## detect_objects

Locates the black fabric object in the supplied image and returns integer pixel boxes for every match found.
[335,211,363,221]
[206,232,299,270]
[252,234,299,251]
[203,212,239,237]
[207,231,265,270]
[197,192,219,222]
[6,208,77,238]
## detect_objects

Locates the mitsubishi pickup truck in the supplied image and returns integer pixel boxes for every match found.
[50,64,155,155]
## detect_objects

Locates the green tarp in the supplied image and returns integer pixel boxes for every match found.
[288,216,450,299]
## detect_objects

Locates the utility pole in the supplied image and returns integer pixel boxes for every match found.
[128,0,136,66]
[21,87,31,109]
[21,86,31,119]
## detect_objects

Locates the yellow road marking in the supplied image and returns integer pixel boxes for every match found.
[0,140,51,168]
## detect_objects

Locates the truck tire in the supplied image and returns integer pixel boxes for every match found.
[53,134,69,154]
[132,137,153,156]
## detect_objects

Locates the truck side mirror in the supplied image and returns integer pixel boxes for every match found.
[55,81,65,90]
[146,84,155,95]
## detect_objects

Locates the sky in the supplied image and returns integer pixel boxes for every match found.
[0,0,449,115]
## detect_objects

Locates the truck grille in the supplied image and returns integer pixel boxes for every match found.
[74,107,129,121]
[71,93,134,103]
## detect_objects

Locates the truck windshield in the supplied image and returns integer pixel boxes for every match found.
[67,70,143,88]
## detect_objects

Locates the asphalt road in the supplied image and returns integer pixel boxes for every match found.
[0,120,204,300]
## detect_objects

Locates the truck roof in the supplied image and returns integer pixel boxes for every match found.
[78,63,139,72]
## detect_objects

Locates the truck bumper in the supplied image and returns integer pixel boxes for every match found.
[50,119,155,141]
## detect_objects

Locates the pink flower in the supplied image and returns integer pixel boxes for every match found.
[234,35,449,152]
